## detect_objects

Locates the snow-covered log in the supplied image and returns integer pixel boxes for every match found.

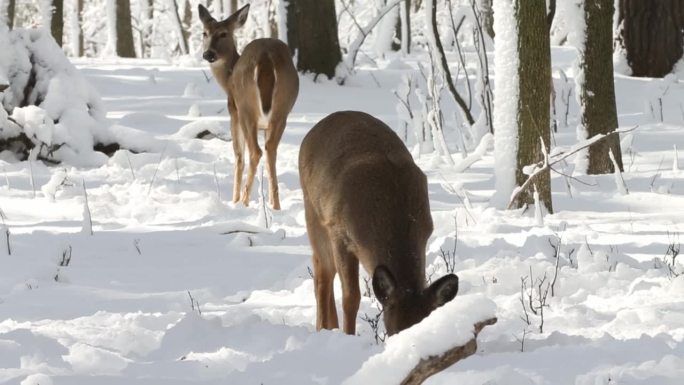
[343,294,497,385]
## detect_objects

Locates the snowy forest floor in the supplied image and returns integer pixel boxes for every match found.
[1,48,684,385]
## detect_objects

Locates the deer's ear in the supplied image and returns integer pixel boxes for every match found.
[198,4,216,26]
[372,265,396,305]
[428,274,459,308]
[233,4,250,28]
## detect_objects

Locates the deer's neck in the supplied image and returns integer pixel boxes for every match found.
[211,50,240,93]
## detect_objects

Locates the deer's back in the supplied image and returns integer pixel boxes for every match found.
[300,111,433,280]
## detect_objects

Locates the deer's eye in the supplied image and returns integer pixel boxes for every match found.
[202,32,207,38]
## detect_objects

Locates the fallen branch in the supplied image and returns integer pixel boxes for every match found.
[507,126,636,210]
[400,317,497,385]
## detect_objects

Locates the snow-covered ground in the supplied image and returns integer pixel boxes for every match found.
[1,47,683,384]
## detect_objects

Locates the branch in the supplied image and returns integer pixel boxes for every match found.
[426,0,475,125]
[400,317,497,385]
[340,0,404,77]
[507,126,636,210]
[547,0,556,31]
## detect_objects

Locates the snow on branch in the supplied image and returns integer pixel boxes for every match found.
[507,126,636,210]
[343,294,497,385]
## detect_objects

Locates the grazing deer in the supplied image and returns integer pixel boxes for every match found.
[299,111,459,336]
[199,4,299,210]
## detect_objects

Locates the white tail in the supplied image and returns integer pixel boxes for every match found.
[199,4,299,210]
[299,111,459,335]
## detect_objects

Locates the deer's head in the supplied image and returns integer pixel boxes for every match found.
[373,266,459,335]
[198,4,249,65]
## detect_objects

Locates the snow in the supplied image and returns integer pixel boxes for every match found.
[492,0,519,208]
[1,4,684,385]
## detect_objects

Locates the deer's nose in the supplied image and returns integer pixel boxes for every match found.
[203,51,217,63]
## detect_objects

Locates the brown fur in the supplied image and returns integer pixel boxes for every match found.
[299,111,459,336]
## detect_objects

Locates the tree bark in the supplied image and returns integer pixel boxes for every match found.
[116,0,136,57]
[290,0,341,79]
[50,0,64,46]
[617,0,684,77]
[513,0,553,213]
[580,0,623,174]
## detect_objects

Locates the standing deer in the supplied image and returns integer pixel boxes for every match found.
[299,111,459,336]
[199,4,299,210]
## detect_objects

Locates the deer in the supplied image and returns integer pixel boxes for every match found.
[199,4,299,210]
[299,111,460,336]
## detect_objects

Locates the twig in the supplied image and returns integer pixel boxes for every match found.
[213,162,221,201]
[125,151,136,180]
[147,143,168,195]
[82,179,93,235]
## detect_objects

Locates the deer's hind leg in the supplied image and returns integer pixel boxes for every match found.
[332,240,360,335]
[306,203,339,331]
[239,112,262,207]
[265,117,286,210]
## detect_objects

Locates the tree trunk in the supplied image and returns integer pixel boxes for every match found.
[580,0,623,174]
[617,0,684,77]
[141,0,154,58]
[291,0,341,79]
[479,0,494,38]
[78,0,84,56]
[393,0,411,53]
[50,0,64,46]
[514,0,553,212]
[169,0,188,55]
[7,0,15,29]
[285,0,297,55]
[116,0,136,57]
[181,0,192,52]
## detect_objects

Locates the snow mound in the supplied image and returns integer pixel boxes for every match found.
[0,28,143,166]
[343,294,496,385]
[174,119,229,141]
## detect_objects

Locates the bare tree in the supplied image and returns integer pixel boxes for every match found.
[50,0,64,46]
[77,0,84,56]
[115,0,136,57]
[393,0,411,53]
[577,0,623,174]
[478,0,494,38]
[6,0,15,29]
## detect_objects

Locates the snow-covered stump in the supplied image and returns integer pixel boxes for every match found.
[343,295,497,385]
